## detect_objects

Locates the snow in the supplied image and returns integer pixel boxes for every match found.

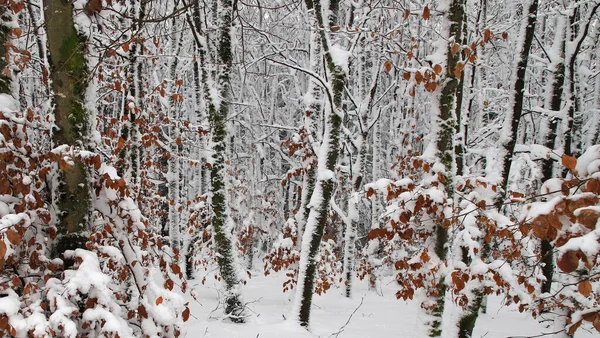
[329,44,352,74]
[576,145,600,176]
[183,271,596,337]
[0,93,19,112]
[100,163,120,180]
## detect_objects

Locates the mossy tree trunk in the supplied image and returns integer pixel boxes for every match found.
[44,0,91,258]
[428,0,466,336]
[293,0,345,327]
[295,9,322,249]
[188,0,246,321]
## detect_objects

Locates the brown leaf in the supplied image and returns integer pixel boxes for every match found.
[156,296,163,305]
[578,209,600,230]
[578,280,592,297]
[483,29,492,43]
[182,307,190,322]
[561,155,577,171]
[12,28,22,38]
[568,320,582,335]
[85,0,103,14]
[433,64,442,74]
[451,43,460,56]
[164,278,174,291]
[557,251,579,273]
[6,229,21,245]
[422,6,430,20]
[586,179,600,194]
[384,61,392,73]
[138,305,148,319]
[11,1,25,14]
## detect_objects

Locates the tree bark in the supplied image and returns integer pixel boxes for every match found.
[497,0,539,208]
[293,0,345,327]
[44,0,91,259]
[187,0,246,321]
[429,0,466,336]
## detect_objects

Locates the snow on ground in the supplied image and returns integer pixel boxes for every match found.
[184,271,596,338]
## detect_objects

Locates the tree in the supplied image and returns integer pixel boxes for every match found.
[292,0,346,327]
[44,0,91,258]
[187,0,247,321]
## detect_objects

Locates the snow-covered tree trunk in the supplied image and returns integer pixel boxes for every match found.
[343,67,379,298]
[168,11,184,252]
[292,0,345,327]
[0,5,10,94]
[538,13,566,301]
[199,0,246,321]
[295,16,323,246]
[564,3,600,159]
[497,0,538,206]
[420,0,467,336]
[367,112,383,291]
[45,0,91,259]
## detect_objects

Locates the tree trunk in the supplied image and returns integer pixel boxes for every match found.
[44,0,91,259]
[211,0,246,321]
[497,0,539,207]
[0,5,11,94]
[564,4,600,159]
[428,0,467,336]
[343,66,378,298]
[187,0,246,321]
[295,16,322,246]
[539,13,566,298]
[293,0,345,327]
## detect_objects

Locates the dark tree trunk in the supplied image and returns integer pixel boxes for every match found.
[497,0,539,208]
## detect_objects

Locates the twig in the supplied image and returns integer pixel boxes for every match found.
[329,296,365,337]
[507,329,566,338]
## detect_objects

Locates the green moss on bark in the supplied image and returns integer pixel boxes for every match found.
[45,0,91,257]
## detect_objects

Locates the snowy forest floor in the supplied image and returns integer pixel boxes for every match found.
[182,270,596,338]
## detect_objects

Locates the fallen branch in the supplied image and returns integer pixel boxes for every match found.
[329,296,365,337]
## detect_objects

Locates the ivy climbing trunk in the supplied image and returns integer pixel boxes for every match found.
[44,0,91,257]
[292,0,345,327]
[187,0,246,322]
[295,17,322,247]
[425,0,466,336]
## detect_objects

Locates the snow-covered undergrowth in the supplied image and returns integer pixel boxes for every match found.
[183,271,596,338]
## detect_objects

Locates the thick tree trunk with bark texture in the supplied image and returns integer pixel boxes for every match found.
[44,0,91,259]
